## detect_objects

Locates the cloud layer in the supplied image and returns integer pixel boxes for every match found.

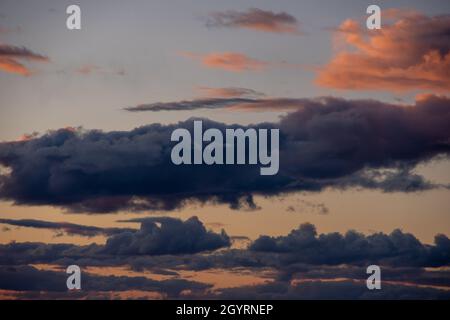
[1,95,449,212]
[0,218,449,299]
[0,218,134,237]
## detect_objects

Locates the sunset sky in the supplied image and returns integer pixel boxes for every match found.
[0,0,449,299]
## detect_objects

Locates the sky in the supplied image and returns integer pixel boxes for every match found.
[0,0,449,300]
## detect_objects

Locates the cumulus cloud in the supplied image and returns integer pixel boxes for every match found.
[181,51,268,72]
[250,223,450,267]
[0,216,230,263]
[316,13,450,92]
[1,95,449,212]
[0,44,49,76]
[205,8,302,35]
[102,216,230,255]
[1,219,449,299]
[0,219,448,270]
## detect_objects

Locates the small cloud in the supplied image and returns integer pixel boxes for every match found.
[76,64,101,75]
[205,8,303,35]
[285,200,329,215]
[196,86,265,98]
[0,44,49,76]
[181,51,268,72]
[76,64,126,76]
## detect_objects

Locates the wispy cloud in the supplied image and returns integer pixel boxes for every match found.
[76,64,125,76]
[181,51,268,72]
[0,218,134,237]
[0,44,48,76]
[196,86,265,98]
[205,8,302,35]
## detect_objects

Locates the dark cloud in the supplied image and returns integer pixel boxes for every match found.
[250,223,450,267]
[0,220,448,269]
[0,218,449,299]
[125,97,257,112]
[205,8,302,35]
[102,216,230,255]
[205,279,450,300]
[0,216,230,264]
[0,45,48,60]
[0,265,210,298]
[1,95,450,213]
[0,218,135,237]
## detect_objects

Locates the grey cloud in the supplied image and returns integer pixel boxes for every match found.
[102,216,230,255]
[0,44,48,61]
[0,218,135,237]
[205,8,302,35]
[124,97,257,112]
[0,265,210,298]
[250,223,450,267]
[0,95,449,213]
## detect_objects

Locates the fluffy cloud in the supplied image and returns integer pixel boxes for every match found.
[0,217,449,299]
[205,8,302,35]
[0,220,448,269]
[0,44,49,76]
[102,216,230,255]
[250,223,450,267]
[1,95,449,212]
[0,216,230,263]
[316,13,450,92]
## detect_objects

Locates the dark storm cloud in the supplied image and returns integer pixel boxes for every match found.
[0,220,448,269]
[205,279,450,300]
[250,223,450,267]
[1,95,450,213]
[0,218,135,237]
[0,217,449,299]
[102,216,230,255]
[205,8,302,35]
[0,216,230,264]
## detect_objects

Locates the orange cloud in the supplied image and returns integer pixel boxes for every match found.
[206,8,302,35]
[76,64,101,75]
[0,44,49,76]
[181,51,268,72]
[76,64,125,76]
[316,12,450,92]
